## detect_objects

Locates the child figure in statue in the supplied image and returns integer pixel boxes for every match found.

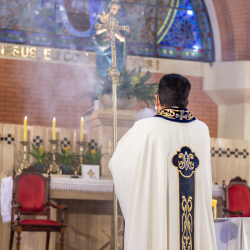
[90,0,129,76]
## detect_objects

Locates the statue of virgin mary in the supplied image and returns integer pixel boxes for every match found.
[90,0,129,76]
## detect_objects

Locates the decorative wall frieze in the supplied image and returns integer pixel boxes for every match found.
[211,147,249,158]
[0,42,204,76]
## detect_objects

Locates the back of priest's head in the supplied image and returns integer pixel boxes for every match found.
[158,73,191,109]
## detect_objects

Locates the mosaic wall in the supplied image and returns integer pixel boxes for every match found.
[0,0,214,61]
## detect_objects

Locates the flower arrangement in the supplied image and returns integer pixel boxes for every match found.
[83,67,158,107]
[84,145,106,165]
[28,142,51,172]
[56,146,79,174]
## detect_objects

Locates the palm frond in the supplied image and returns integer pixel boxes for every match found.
[80,67,157,107]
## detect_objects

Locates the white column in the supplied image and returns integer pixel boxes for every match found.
[203,61,250,182]
[203,61,250,140]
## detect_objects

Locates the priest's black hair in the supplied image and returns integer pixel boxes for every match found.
[157,74,191,108]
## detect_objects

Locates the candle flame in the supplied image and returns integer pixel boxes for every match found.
[24,116,27,119]
[86,53,88,57]
[81,117,84,120]
[53,117,56,121]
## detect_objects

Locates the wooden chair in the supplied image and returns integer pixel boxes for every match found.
[222,176,250,217]
[9,165,68,250]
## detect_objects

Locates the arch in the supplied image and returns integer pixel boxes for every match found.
[203,0,222,62]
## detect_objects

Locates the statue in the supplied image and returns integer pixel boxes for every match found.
[90,0,129,76]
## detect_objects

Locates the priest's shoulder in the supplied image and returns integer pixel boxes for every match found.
[193,118,209,129]
[133,117,163,130]
[134,117,210,134]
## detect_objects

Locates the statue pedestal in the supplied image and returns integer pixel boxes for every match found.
[85,108,137,178]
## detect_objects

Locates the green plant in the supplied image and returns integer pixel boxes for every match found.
[28,142,51,165]
[84,145,106,165]
[83,67,158,107]
[56,146,79,166]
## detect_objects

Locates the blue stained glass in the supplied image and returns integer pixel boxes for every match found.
[55,0,100,37]
[191,0,203,10]
[157,8,202,49]
[158,0,193,9]
[197,12,211,50]
[0,0,214,62]
[123,0,156,5]
[124,3,156,45]
[178,0,193,9]
[0,0,55,33]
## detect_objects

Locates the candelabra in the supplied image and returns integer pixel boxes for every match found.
[48,140,61,174]
[18,141,30,173]
[75,141,86,175]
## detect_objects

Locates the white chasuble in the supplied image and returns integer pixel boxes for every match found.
[109,108,217,250]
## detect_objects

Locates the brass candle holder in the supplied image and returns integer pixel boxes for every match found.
[18,141,30,173]
[75,141,86,175]
[48,140,61,174]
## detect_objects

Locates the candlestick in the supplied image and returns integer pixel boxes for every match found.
[48,140,61,174]
[23,116,27,141]
[212,199,217,220]
[75,141,87,175]
[80,117,84,141]
[17,141,30,173]
[52,117,56,140]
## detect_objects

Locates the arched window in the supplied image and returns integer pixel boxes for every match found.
[125,0,214,61]
[0,0,214,62]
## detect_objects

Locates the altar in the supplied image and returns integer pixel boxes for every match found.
[0,172,226,250]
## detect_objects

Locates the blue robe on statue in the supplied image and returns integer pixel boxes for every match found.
[90,1,129,76]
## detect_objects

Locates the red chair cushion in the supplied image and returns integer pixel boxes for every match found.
[19,219,60,226]
[228,184,250,217]
[18,175,45,213]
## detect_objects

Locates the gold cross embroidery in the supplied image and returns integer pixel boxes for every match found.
[87,169,95,178]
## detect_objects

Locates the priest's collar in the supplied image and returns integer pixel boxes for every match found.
[155,107,196,123]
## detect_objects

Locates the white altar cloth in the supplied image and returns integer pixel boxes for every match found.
[212,184,223,197]
[50,177,113,193]
[0,175,221,223]
[0,176,113,223]
[215,218,250,250]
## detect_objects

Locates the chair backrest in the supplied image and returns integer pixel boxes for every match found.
[224,177,250,217]
[13,166,50,216]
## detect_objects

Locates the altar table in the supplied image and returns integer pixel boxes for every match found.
[0,177,225,250]
[215,218,250,250]
[1,176,114,223]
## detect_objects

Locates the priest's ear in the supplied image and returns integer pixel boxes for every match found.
[155,93,160,107]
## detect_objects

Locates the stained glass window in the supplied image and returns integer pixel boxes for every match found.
[0,0,214,61]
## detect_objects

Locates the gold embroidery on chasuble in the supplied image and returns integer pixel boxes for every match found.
[182,196,193,250]
[156,108,195,122]
[172,146,200,250]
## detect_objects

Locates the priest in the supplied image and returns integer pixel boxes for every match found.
[109,74,217,250]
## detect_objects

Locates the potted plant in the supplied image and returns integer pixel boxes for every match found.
[82,145,106,179]
[28,142,51,172]
[83,67,158,109]
[56,146,79,174]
